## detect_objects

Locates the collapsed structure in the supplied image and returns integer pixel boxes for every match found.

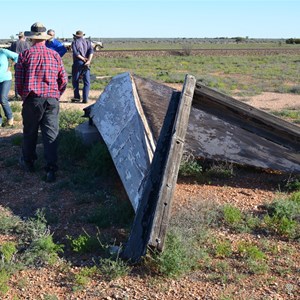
[79,72,300,261]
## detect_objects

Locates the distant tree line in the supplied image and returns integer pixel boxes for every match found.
[286,38,300,44]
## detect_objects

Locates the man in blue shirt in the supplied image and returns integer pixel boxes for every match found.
[46,29,67,57]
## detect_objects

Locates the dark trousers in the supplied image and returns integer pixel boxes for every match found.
[22,97,59,171]
[72,60,90,102]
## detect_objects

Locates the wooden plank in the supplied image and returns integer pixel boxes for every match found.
[121,75,195,261]
[121,91,180,262]
[149,75,196,251]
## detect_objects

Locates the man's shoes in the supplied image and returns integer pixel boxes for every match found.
[82,100,88,103]
[71,98,81,103]
[46,170,56,183]
[19,157,35,172]
[7,118,14,126]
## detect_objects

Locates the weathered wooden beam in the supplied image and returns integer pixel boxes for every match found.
[149,75,196,251]
[121,75,195,261]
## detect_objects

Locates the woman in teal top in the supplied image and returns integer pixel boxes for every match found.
[0,48,18,126]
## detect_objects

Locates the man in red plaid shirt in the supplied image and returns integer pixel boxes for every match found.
[15,22,67,182]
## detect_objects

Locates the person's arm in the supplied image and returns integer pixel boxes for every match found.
[85,53,93,67]
[58,44,67,57]
[53,39,67,57]
[0,49,8,74]
[84,40,94,66]
[5,49,18,63]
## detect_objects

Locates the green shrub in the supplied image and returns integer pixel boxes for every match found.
[222,205,243,226]
[246,259,268,275]
[289,191,300,203]
[263,215,298,239]
[179,160,202,177]
[152,231,199,278]
[20,210,64,266]
[245,215,261,230]
[68,234,88,252]
[22,235,64,266]
[284,178,300,192]
[59,109,85,130]
[214,240,232,258]
[237,241,265,261]
[0,242,17,262]
[0,269,10,295]
[99,256,131,280]
[73,266,98,287]
[67,234,102,253]
[10,102,22,113]
[0,212,22,234]
[205,162,234,179]
[58,131,89,162]
[288,85,300,94]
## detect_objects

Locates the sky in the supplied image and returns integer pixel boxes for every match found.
[0,0,299,39]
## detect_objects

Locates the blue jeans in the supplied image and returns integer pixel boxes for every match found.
[72,60,90,102]
[22,96,59,171]
[0,80,13,120]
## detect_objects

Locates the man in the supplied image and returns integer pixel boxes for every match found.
[71,30,93,103]
[15,22,67,182]
[45,29,67,57]
[10,32,30,54]
[10,32,30,98]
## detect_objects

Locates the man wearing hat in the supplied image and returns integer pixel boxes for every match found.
[10,32,30,54]
[10,32,30,98]
[71,30,94,103]
[15,22,67,183]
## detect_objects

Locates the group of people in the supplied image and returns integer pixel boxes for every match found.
[0,21,94,182]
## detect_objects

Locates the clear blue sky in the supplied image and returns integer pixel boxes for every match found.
[1,0,299,39]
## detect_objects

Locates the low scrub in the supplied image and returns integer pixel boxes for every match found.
[0,209,64,294]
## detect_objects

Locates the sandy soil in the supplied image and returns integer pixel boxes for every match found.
[238,92,300,111]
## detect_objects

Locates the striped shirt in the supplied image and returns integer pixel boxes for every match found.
[15,43,67,100]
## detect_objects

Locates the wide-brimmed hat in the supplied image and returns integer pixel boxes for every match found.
[24,22,51,40]
[73,30,85,38]
[16,32,24,37]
